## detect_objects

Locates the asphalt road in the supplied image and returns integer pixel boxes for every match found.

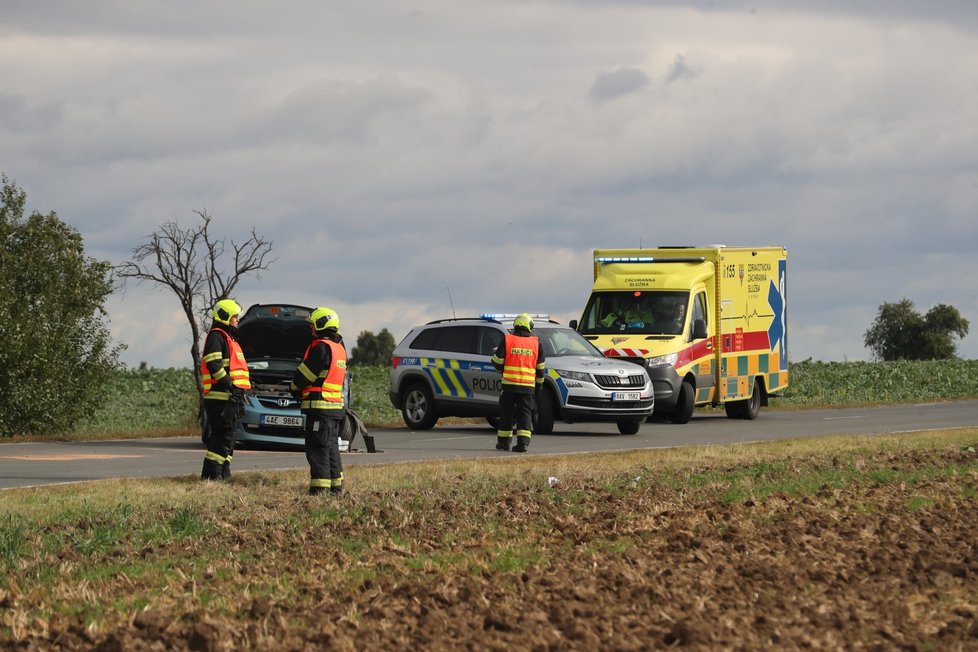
[2,400,976,490]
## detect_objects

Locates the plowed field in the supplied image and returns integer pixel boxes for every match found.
[5,441,978,651]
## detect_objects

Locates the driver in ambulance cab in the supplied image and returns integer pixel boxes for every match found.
[600,294,652,329]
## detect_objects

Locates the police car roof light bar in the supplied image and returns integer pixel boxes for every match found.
[480,313,551,322]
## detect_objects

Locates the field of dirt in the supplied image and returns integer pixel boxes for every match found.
[8,447,978,651]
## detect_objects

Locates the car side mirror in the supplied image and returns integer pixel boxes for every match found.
[691,318,708,339]
[569,319,578,330]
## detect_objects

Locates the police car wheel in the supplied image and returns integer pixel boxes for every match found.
[617,420,641,435]
[401,382,438,430]
[486,416,500,430]
[533,390,555,434]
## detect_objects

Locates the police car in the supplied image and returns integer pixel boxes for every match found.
[388,314,654,434]
[220,303,350,449]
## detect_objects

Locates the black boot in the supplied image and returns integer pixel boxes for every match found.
[221,461,231,480]
[309,486,327,496]
[511,436,530,453]
[495,436,510,451]
[201,459,222,480]
[329,486,344,495]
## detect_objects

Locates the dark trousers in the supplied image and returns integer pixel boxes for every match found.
[305,413,343,493]
[498,388,533,438]
[202,400,236,479]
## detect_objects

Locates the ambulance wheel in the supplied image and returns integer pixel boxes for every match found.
[402,383,438,430]
[617,419,641,435]
[742,380,761,420]
[724,401,746,419]
[669,381,695,424]
[724,380,762,420]
[533,390,555,434]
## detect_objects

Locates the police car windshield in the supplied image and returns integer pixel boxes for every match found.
[578,291,689,336]
[535,327,603,358]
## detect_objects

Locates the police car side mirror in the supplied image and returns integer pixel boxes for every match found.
[569,319,578,330]
[691,318,708,339]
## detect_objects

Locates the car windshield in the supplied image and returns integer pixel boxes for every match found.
[578,291,689,335]
[535,327,603,358]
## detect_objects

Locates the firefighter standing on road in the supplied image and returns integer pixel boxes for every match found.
[491,313,546,453]
[290,307,348,495]
[200,299,251,480]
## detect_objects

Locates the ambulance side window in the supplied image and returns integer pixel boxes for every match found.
[691,292,708,339]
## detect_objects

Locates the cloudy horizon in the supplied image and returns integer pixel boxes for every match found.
[3,0,976,369]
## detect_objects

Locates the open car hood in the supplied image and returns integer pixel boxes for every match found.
[238,304,314,363]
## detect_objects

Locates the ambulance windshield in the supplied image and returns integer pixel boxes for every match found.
[578,291,689,336]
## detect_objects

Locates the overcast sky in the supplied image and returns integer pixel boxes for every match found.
[3,0,976,369]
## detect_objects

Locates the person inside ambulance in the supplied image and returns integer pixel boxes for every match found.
[664,300,687,335]
[600,293,653,330]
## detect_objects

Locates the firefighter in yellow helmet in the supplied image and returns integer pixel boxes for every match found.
[491,313,546,452]
[290,307,348,495]
[200,299,251,480]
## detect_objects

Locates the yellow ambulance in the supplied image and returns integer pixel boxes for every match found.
[571,245,788,423]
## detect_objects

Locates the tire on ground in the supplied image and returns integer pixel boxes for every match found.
[401,382,438,430]
[669,381,695,424]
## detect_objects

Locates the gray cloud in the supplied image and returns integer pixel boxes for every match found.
[590,67,651,102]
[2,0,976,368]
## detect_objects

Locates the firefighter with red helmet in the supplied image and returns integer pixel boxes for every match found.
[491,313,546,452]
[200,299,251,480]
[290,306,348,495]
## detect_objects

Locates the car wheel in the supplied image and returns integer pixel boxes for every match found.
[401,382,438,430]
[486,416,500,430]
[533,389,555,435]
[617,420,641,435]
[668,381,695,424]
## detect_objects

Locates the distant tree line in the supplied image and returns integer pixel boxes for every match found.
[864,299,969,361]
[350,329,396,366]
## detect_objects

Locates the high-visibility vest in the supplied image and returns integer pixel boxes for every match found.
[501,333,539,387]
[201,329,251,400]
[300,339,347,412]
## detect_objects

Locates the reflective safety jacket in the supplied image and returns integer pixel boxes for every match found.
[201,326,251,401]
[291,337,347,416]
[492,332,544,392]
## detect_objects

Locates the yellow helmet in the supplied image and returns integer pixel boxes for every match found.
[513,313,533,331]
[309,306,340,333]
[212,299,242,325]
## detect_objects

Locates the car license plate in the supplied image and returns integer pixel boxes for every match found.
[612,392,641,401]
[260,414,304,428]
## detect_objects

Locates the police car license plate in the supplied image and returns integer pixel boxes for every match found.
[260,414,304,428]
[611,392,641,401]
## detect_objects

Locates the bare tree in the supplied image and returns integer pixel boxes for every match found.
[116,210,275,394]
